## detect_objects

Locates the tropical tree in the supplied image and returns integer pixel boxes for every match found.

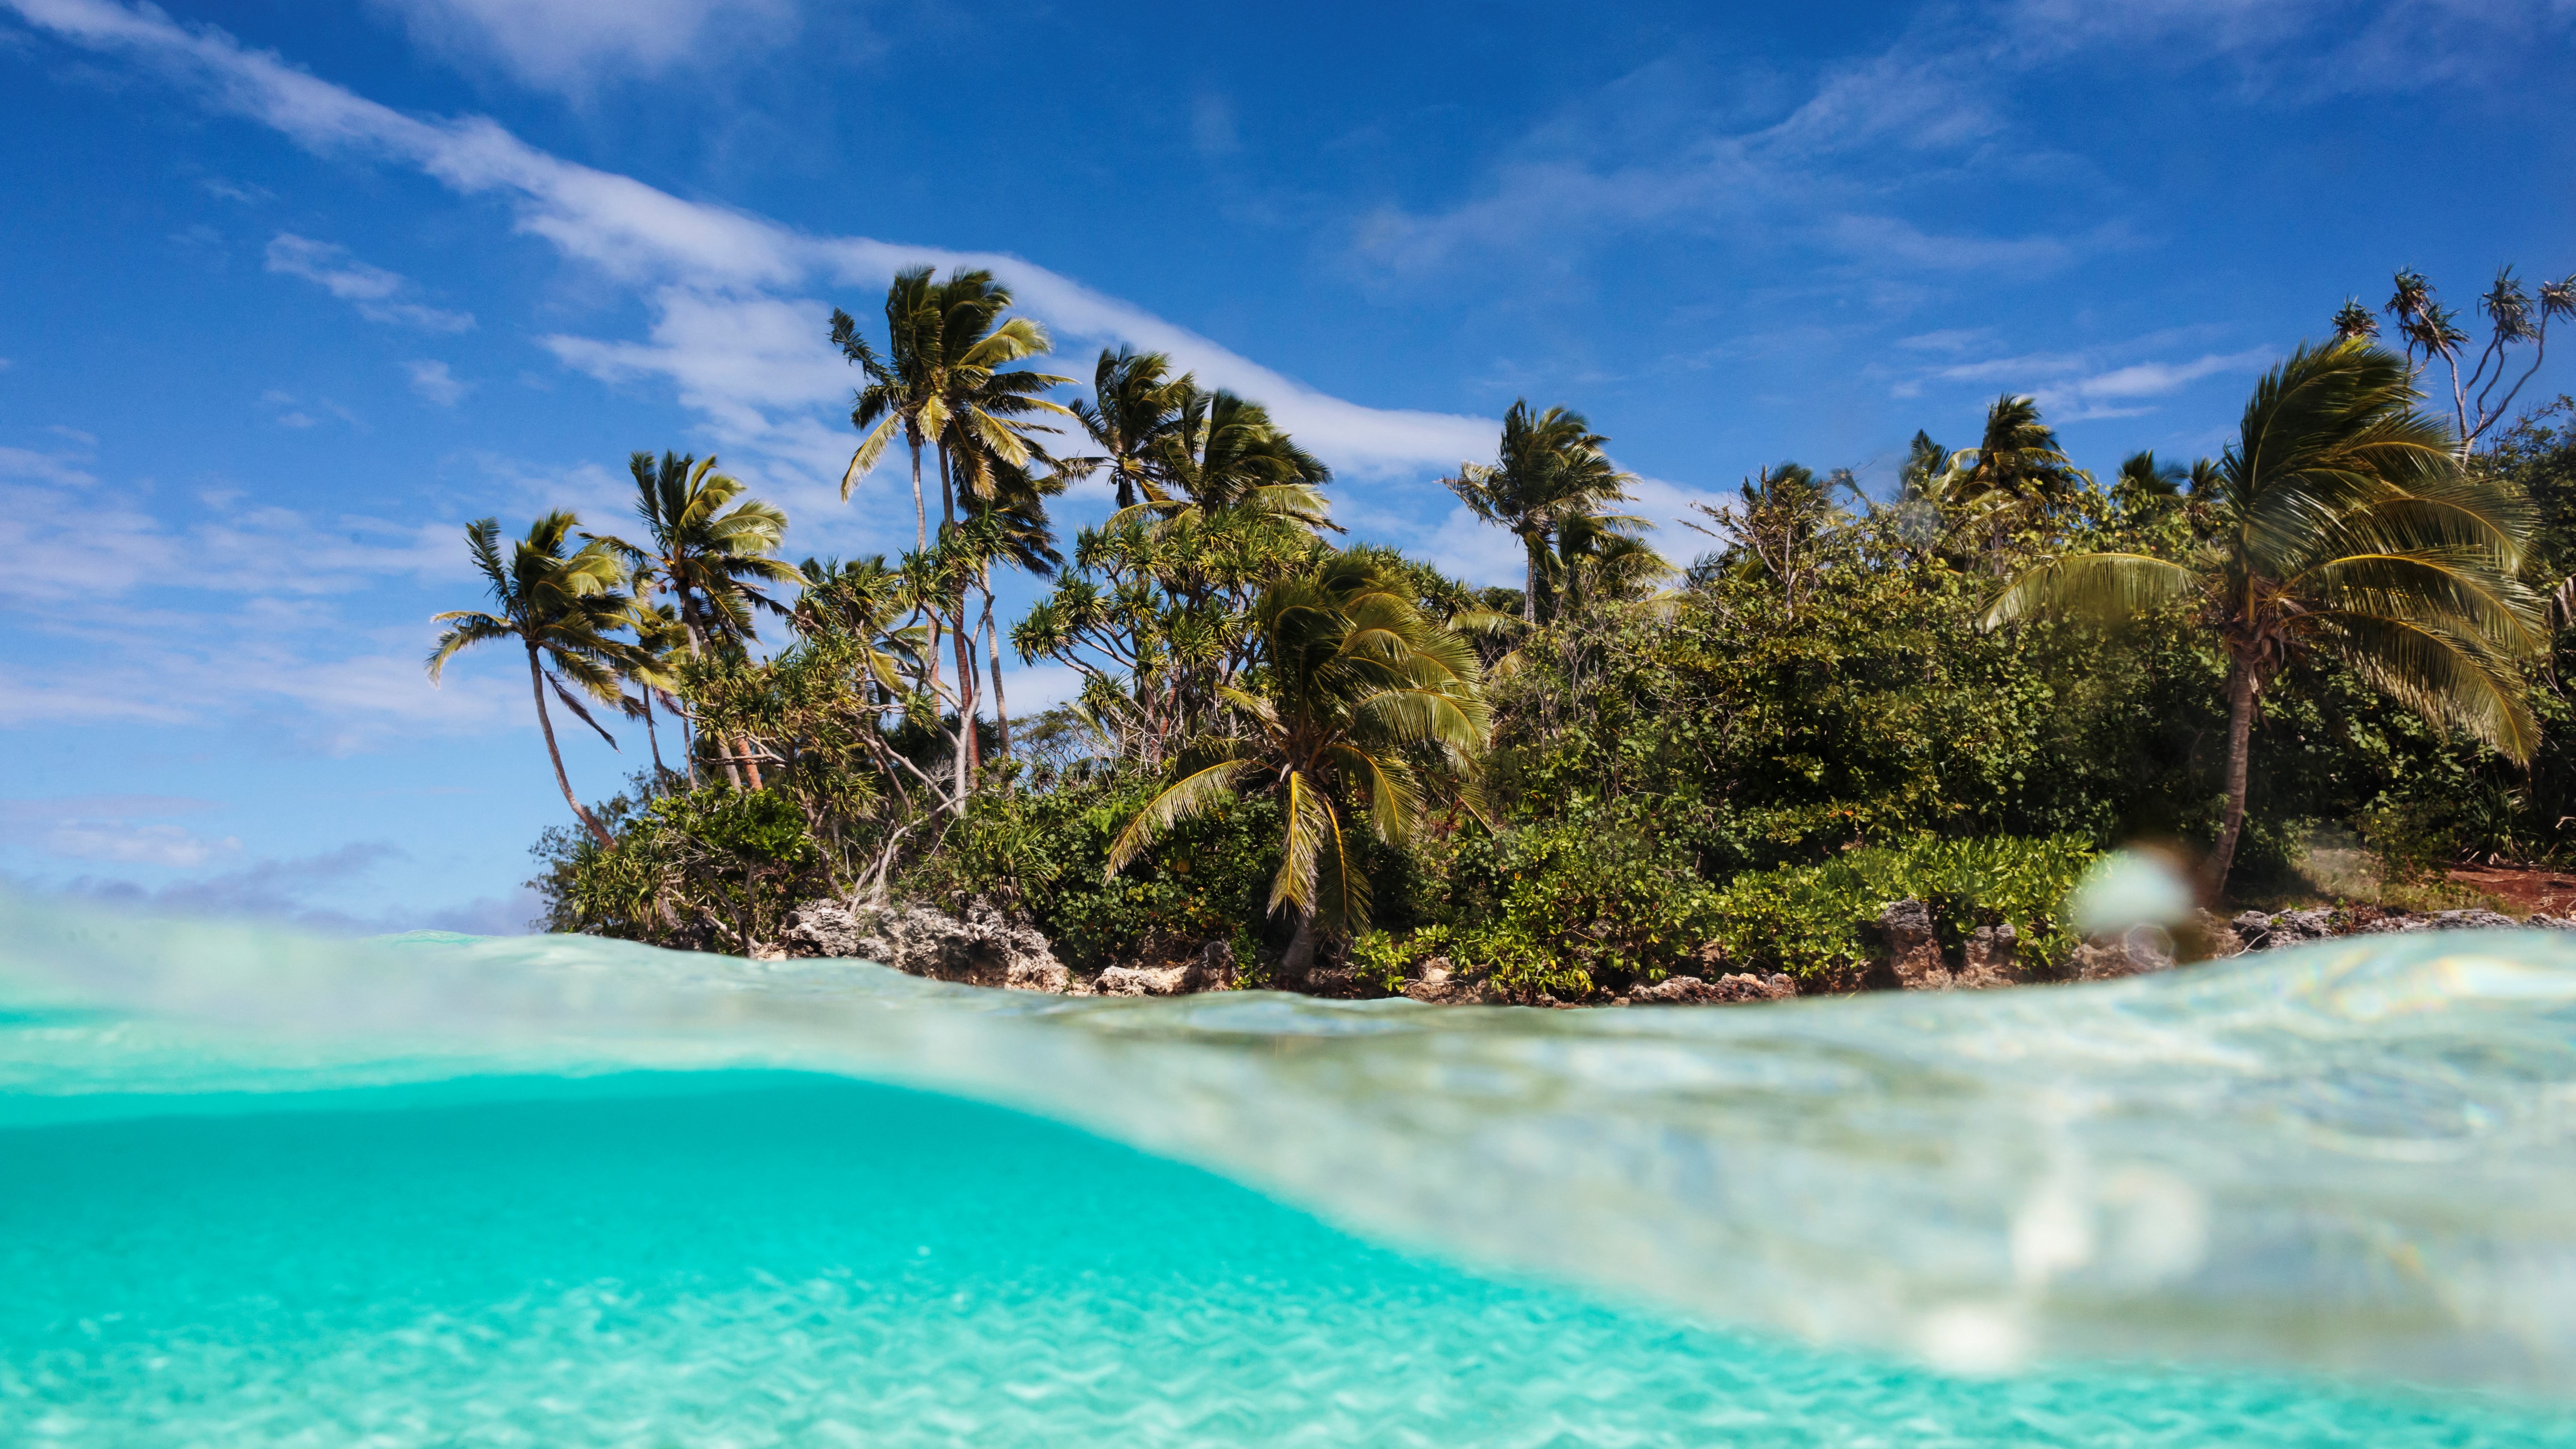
[1065,346,1188,511]
[428,513,636,850]
[2375,266,2576,458]
[626,598,691,791]
[1933,393,2089,566]
[590,452,798,790]
[1980,340,2547,890]
[1444,400,1638,626]
[833,272,942,549]
[1142,383,1334,529]
[1690,462,1850,618]
[1105,555,1490,979]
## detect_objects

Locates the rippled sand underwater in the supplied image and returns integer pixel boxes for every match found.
[3,897,2574,1444]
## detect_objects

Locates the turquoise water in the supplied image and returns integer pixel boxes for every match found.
[4,897,2574,1443]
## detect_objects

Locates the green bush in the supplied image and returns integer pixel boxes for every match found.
[1705,834,2099,983]
[905,777,1288,972]
[1430,807,1721,993]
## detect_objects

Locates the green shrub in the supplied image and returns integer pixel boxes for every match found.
[1432,808,1721,992]
[1705,833,2099,983]
[905,778,1289,972]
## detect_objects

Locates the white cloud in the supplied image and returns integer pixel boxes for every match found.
[406,357,470,405]
[0,443,96,485]
[2029,348,2274,420]
[1903,335,2276,422]
[264,232,475,332]
[368,0,796,94]
[46,820,242,867]
[4,0,1485,484]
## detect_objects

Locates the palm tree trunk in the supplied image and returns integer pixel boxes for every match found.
[2205,659,2259,894]
[530,648,615,851]
[1281,908,1320,987]
[984,589,1010,786]
[642,689,668,795]
[909,437,928,551]
[938,442,974,805]
[1522,532,1542,627]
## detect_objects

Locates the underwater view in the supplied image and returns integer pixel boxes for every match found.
[6,896,2573,1445]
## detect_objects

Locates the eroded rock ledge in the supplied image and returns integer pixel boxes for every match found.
[768,896,2576,1006]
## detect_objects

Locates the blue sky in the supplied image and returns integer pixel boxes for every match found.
[2,0,2571,932]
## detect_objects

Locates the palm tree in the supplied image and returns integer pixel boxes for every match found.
[1106,555,1489,981]
[833,272,942,549]
[591,451,799,789]
[1934,394,2088,566]
[428,514,634,850]
[954,465,1066,771]
[1065,346,1187,511]
[1980,340,2546,891]
[625,599,691,791]
[1551,509,1670,616]
[1141,383,1334,529]
[1444,400,1637,625]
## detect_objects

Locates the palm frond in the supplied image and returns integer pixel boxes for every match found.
[1979,552,2198,630]
[1104,754,1253,876]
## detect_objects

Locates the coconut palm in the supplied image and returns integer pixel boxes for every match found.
[1552,509,1670,616]
[626,599,691,791]
[833,273,942,549]
[591,451,799,789]
[1106,555,1489,980]
[1065,347,1188,511]
[1934,394,2088,566]
[1444,400,1637,625]
[1139,384,1333,529]
[1980,340,2546,890]
[428,514,634,850]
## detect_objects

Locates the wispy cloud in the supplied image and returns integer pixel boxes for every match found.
[265,232,475,332]
[405,357,470,405]
[1913,341,2275,421]
[367,0,797,95]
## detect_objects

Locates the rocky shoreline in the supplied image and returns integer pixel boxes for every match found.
[764,897,2572,1005]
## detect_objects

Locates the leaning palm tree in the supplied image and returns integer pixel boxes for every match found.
[428,514,634,850]
[1981,340,2547,890]
[1444,400,1637,625]
[591,451,799,789]
[1106,555,1489,980]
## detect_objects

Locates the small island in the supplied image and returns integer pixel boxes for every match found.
[430,267,2576,1005]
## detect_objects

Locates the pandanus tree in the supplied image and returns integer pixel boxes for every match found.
[2374,266,2576,458]
[428,514,635,850]
[1444,400,1637,626]
[1106,556,1490,980]
[590,451,799,790]
[1980,340,2547,891]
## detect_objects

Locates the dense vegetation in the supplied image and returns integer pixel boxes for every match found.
[455,265,2576,999]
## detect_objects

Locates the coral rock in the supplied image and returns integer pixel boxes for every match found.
[1630,972,1793,1005]
[780,899,1068,993]
[1095,940,1238,997]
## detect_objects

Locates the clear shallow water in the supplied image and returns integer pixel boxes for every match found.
[4,894,2574,1443]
